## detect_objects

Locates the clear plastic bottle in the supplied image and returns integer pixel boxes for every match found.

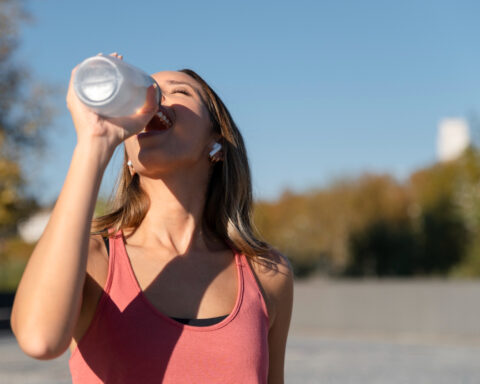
[73,54,160,118]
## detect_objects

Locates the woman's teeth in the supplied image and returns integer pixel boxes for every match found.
[140,111,172,133]
[157,111,171,127]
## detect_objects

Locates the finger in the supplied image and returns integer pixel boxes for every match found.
[109,52,123,60]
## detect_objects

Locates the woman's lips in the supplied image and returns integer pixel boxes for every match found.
[140,107,174,134]
[144,114,169,132]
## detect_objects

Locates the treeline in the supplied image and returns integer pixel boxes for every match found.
[254,147,480,278]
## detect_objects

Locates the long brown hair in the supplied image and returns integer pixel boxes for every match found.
[91,69,272,262]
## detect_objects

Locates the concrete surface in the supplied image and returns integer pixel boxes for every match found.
[291,277,480,344]
[2,278,480,383]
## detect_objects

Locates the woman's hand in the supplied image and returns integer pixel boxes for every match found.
[66,52,159,150]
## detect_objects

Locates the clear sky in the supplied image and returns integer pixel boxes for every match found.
[17,0,480,205]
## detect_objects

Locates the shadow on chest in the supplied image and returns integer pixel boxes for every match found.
[127,248,239,319]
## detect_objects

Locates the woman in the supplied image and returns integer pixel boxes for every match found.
[11,53,294,383]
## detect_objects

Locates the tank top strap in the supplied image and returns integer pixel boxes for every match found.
[234,251,270,322]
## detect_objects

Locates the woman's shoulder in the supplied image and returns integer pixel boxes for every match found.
[247,248,294,327]
[251,248,293,283]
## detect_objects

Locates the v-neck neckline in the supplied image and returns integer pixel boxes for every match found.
[117,230,245,331]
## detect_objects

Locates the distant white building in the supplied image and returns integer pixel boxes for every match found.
[437,118,470,162]
[17,210,51,243]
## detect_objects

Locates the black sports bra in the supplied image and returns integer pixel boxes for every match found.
[102,236,229,326]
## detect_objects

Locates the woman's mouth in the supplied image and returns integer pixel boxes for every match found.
[141,109,173,133]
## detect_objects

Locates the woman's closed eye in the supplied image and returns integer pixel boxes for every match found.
[172,88,190,96]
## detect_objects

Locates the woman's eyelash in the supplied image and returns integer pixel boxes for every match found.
[172,88,190,95]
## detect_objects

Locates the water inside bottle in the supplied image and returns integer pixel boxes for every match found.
[77,60,119,103]
[81,78,116,102]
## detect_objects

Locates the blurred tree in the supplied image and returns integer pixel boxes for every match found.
[255,190,330,277]
[408,148,476,276]
[254,174,411,277]
[0,0,56,239]
[346,219,418,277]
[0,235,35,291]
[255,154,480,279]
[345,199,467,277]
[449,147,480,277]
[418,198,468,274]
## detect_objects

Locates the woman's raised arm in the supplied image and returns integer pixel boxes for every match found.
[10,55,158,360]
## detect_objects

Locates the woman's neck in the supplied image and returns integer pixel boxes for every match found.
[127,170,214,256]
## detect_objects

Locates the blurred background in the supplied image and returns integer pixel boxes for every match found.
[2,0,480,383]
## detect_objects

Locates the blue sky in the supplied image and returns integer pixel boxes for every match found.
[17,0,480,205]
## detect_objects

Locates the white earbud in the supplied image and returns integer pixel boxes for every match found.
[209,142,222,157]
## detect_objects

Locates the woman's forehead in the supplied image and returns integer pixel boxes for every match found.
[152,71,206,100]
[152,71,196,85]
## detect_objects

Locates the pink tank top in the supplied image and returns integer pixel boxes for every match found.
[69,230,270,383]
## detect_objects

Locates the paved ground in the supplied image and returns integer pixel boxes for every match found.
[2,278,480,383]
[2,331,480,384]
[286,332,480,384]
[0,331,71,384]
[291,277,480,342]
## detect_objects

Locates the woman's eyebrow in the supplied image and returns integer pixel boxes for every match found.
[166,80,196,90]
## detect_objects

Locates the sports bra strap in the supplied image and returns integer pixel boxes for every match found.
[103,236,109,256]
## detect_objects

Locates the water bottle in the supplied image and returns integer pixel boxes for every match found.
[73,54,160,118]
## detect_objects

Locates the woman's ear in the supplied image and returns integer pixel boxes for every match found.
[127,159,136,176]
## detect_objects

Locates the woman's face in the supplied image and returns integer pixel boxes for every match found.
[124,71,216,176]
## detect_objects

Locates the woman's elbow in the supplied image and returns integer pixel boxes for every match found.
[11,318,69,360]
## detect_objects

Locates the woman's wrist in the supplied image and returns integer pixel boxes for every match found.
[73,137,117,171]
